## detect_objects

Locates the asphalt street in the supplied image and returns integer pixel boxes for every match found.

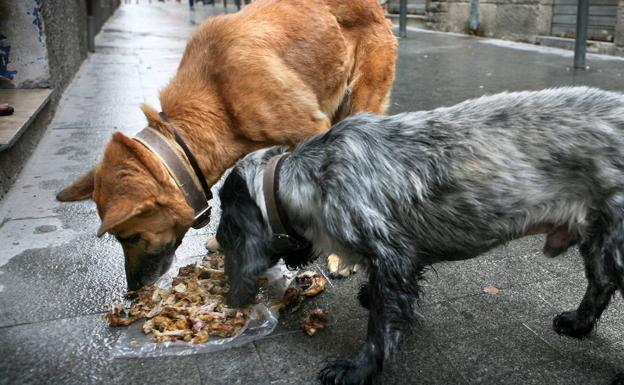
[2,2,624,385]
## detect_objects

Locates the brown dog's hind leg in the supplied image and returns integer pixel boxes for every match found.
[346,27,397,116]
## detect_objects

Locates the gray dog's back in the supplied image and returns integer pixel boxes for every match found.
[287,87,624,260]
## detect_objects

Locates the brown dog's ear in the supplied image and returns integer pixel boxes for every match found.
[140,103,168,131]
[56,169,96,202]
[96,200,153,237]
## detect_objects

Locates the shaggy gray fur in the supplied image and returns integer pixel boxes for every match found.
[218,87,624,385]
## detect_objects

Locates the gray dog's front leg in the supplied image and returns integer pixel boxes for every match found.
[319,264,420,385]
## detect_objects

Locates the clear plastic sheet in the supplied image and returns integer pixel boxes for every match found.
[110,255,293,358]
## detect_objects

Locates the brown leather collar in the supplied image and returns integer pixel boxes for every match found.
[133,120,212,229]
[263,153,309,251]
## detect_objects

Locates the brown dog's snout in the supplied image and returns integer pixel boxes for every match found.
[123,242,178,291]
[125,252,175,290]
[126,273,145,292]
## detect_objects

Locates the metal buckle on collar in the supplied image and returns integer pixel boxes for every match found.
[192,206,212,229]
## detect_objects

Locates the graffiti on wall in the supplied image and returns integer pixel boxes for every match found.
[32,0,44,42]
[0,34,17,80]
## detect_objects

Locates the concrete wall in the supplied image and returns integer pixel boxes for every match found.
[90,0,122,35]
[0,0,50,88]
[0,0,119,91]
[41,0,89,93]
[429,0,553,42]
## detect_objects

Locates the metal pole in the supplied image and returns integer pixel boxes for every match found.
[87,15,95,53]
[399,0,407,38]
[235,0,240,10]
[574,0,589,69]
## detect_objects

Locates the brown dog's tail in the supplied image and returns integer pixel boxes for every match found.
[323,0,386,28]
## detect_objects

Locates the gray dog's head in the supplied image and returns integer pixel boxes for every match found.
[216,147,315,307]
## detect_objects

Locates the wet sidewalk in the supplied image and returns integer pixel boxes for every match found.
[1,3,624,385]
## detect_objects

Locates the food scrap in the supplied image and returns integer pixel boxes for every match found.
[296,271,328,297]
[271,271,327,312]
[301,308,329,336]
[106,254,247,344]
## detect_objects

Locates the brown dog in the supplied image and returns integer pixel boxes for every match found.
[57,0,397,290]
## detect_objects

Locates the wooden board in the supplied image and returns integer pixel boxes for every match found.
[0,88,53,151]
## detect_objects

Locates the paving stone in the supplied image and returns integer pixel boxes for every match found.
[0,233,126,327]
[531,277,589,311]
[470,254,557,289]
[195,345,271,385]
[522,317,615,354]
[439,281,558,327]
[0,314,121,385]
[446,294,515,335]
[108,356,202,385]
[254,320,367,384]
[563,349,624,385]
[424,260,487,301]
[383,339,468,385]
[489,360,592,385]
[409,301,480,342]
[434,323,561,384]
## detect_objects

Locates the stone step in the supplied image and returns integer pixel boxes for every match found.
[0,88,53,152]
[386,13,428,29]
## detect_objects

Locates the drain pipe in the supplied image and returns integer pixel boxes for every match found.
[86,0,95,52]
[87,16,95,53]
[469,0,479,33]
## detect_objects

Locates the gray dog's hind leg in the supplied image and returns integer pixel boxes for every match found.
[553,208,624,339]
[613,372,624,385]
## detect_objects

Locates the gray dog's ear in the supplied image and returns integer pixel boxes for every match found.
[57,168,95,201]
[217,169,276,308]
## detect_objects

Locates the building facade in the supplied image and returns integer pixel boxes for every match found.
[388,0,624,52]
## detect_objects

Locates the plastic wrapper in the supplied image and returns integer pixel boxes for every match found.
[110,254,293,358]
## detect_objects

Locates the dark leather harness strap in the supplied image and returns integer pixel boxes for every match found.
[263,153,309,251]
[158,112,214,204]
[134,124,212,229]
[263,154,289,236]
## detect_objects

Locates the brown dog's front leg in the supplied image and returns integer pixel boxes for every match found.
[205,236,220,253]
[327,253,360,277]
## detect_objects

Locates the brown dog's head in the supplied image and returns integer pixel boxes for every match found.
[57,106,195,290]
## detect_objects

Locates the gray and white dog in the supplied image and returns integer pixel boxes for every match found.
[216,87,624,385]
